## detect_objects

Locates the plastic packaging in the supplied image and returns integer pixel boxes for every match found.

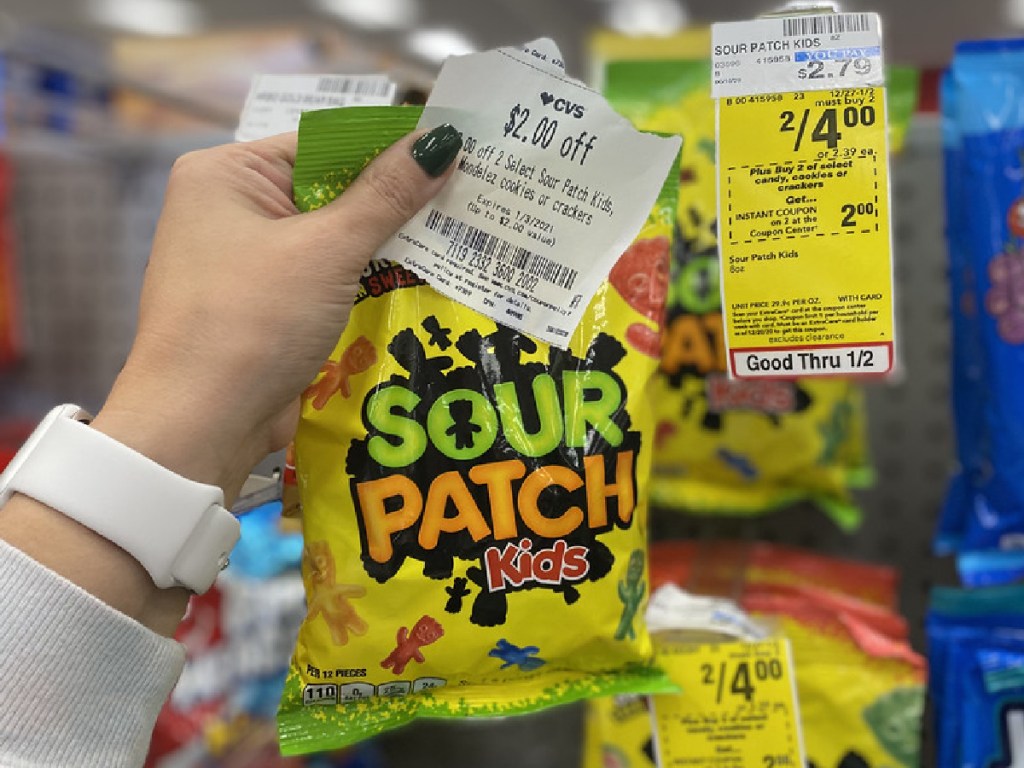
[928,584,1024,768]
[941,39,1024,578]
[278,105,678,754]
[651,540,924,768]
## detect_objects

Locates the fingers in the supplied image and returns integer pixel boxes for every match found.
[232,132,298,201]
[306,124,463,257]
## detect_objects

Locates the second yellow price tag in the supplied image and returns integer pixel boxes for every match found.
[717,87,894,378]
[651,638,804,768]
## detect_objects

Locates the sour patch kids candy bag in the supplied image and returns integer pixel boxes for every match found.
[277,105,679,754]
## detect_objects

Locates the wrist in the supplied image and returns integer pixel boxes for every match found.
[93,384,261,504]
[1,402,242,615]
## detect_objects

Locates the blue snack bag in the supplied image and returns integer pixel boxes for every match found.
[927,584,1024,767]
[947,39,1024,558]
[958,641,1024,768]
[938,62,986,556]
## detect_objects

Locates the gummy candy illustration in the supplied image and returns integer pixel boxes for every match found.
[608,236,671,358]
[380,615,444,675]
[422,315,453,349]
[861,686,923,767]
[718,447,758,480]
[488,639,546,672]
[304,540,368,646]
[445,398,482,450]
[807,753,870,768]
[303,335,377,409]
[615,549,646,641]
[444,577,471,614]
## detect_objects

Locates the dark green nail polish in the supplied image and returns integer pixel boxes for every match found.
[412,124,463,177]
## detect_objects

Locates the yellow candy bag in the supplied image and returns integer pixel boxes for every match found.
[592,35,917,529]
[277,106,679,754]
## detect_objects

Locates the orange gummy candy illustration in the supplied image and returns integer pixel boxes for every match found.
[304,540,368,646]
[380,616,444,676]
[303,335,378,409]
[608,236,670,358]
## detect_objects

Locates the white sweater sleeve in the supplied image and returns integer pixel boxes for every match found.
[0,539,186,768]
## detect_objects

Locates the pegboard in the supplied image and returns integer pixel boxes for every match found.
[0,117,955,768]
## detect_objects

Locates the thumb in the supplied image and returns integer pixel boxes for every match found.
[306,123,463,258]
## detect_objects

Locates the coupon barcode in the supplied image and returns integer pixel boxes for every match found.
[781,13,871,37]
[525,254,577,291]
[424,209,578,291]
[315,76,393,96]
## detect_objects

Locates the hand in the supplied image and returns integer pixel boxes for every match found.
[91,125,462,501]
[0,125,460,633]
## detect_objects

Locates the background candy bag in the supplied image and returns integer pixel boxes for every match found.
[938,40,1024,580]
[743,596,925,768]
[649,539,901,612]
[928,584,1024,768]
[587,541,924,768]
[592,41,919,530]
[652,540,924,767]
[278,106,678,754]
[936,65,982,557]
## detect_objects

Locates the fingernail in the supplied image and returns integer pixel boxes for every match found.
[412,124,463,177]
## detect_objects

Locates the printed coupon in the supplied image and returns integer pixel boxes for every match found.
[651,639,805,768]
[235,74,396,142]
[377,39,681,348]
[711,13,885,99]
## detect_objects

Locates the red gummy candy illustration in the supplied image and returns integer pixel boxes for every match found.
[303,335,377,409]
[608,236,671,358]
[380,615,444,676]
[1008,197,1024,239]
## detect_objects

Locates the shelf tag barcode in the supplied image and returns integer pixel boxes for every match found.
[235,74,396,142]
[315,75,394,97]
[781,13,872,37]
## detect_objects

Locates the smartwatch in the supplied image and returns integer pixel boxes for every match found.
[0,404,240,593]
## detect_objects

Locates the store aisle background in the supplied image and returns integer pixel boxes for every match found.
[0,1,1000,765]
[2,105,952,768]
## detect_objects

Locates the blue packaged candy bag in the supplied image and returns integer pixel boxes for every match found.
[958,641,1024,768]
[938,65,980,556]
[944,39,1024,563]
[226,500,304,580]
[928,584,1024,767]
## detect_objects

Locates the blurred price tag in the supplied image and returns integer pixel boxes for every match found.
[651,639,804,768]
[235,74,396,141]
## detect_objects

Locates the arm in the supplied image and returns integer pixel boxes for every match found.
[0,125,461,766]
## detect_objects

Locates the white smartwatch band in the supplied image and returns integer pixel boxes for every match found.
[0,404,240,593]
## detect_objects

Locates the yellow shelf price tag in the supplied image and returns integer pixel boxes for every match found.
[716,86,895,378]
[651,638,804,768]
